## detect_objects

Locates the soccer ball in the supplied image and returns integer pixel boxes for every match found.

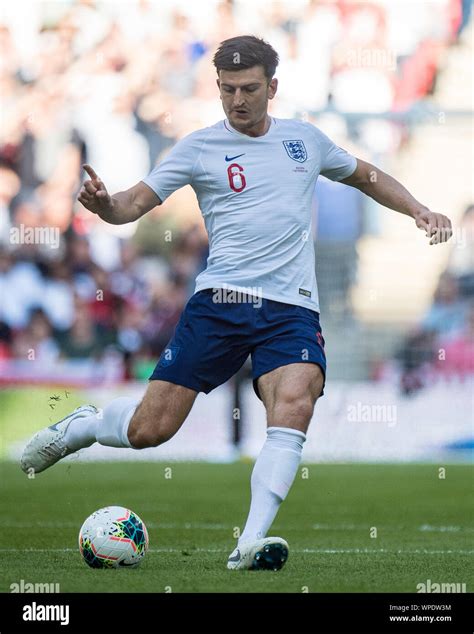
[78,506,149,568]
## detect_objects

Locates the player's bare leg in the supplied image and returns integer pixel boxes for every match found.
[127,381,198,448]
[20,381,197,474]
[228,363,323,570]
[258,362,324,433]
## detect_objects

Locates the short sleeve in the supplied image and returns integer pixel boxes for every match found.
[317,129,357,182]
[142,132,202,203]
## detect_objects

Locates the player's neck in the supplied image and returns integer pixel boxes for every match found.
[231,114,271,138]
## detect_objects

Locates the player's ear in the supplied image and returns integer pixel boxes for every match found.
[268,77,278,100]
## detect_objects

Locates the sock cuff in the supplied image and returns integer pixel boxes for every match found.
[96,397,138,449]
[267,426,306,442]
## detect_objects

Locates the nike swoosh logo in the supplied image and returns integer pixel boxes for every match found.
[225,154,245,162]
[48,414,70,431]
[228,549,241,562]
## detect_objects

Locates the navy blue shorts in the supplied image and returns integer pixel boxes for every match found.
[150,289,326,400]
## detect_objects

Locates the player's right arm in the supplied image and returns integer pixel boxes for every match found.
[78,164,161,225]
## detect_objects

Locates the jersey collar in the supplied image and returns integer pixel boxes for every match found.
[224,116,276,139]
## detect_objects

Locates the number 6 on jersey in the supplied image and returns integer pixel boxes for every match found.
[227,163,246,192]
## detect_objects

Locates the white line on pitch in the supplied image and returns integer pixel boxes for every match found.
[0,548,473,555]
[298,548,474,555]
[311,524,474,532]
[0,522,229,529]
[2,521,474,533]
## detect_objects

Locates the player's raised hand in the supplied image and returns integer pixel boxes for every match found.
[413,209,453,245]
[78,165,113,217]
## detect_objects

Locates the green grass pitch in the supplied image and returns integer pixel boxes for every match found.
[0,461,472,593]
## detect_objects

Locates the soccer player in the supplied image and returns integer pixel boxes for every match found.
[21,36,452,571]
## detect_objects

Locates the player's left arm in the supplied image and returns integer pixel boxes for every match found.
[340,158,453,245]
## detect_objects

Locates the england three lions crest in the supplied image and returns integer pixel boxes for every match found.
[283,139,307,163]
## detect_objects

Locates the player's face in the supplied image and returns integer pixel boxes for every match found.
[217,66,277,135]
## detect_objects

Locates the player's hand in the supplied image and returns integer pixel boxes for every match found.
[413,209,453,245]
[78,165,113,217]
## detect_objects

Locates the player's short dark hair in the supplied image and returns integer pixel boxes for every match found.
[213,35,279,80]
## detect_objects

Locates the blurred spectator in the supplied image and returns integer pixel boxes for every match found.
[447,203,474,298]
[0,251,44,329]
[0,164,20,242]
[436,301,474,377]
[421,272,467,340]
[0,320,13,360]
[313,175,363,322]
[57,300,109,359]
[12,307,60,363]
[397,328,437,395]
[330,4,395,112]
[41,260,75,331]
[141,279,188,357]
[396,271,471,394]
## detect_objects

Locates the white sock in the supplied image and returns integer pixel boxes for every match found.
[238,426,306,545]
[64,397,139,450]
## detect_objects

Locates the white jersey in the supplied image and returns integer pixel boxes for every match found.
[142,117,357,312]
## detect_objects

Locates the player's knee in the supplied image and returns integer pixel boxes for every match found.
[290,397,314,423]
[128,414,174,449]
[270,394,315,426]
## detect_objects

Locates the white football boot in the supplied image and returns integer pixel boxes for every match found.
[20,405,98,475]
[227,537,289,571]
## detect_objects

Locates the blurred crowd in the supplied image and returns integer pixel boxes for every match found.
[0,0,472,379]
[396,204,474,393]
[0,226,208,378]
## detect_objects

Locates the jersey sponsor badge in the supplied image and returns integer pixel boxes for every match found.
[283,140,307,163]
